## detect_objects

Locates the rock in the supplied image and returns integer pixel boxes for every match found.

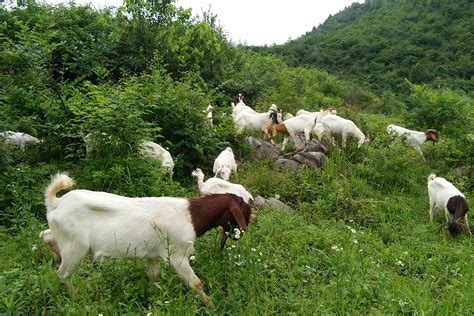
[452,165,472,177]
[288,135,328,155]
[254,195,295,213]
[274,158,301,170]
[266,197,295,213]
[245,136,280,160]
[254,195,267,208]
[293,151,328,169]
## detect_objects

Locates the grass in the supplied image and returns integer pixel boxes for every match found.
[1,113,473,314]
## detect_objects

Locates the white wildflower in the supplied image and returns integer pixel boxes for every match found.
[251,247,256,252]
[189,255,195,261]
[402,251,408,255]
[352,239,358,244]
[231,244,236,249]
[31,244,37,251]
[259,252,263,256]
[331,245,343,252]
[398,299,408,307]
[164,301,169,304]
[274,194,280,199]
[395,260,404,267]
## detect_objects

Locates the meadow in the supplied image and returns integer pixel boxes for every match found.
[1,1,473,314]
[1,110,473,314]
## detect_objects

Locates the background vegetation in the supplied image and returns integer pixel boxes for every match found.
[0,0,472,314]
[252,0,474,94]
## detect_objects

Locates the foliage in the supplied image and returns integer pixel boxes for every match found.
[0,0,473,314]
[255,0,474,94]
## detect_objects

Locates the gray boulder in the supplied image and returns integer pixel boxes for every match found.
[452,165,472,177]
[274,158,301,170]
[293,151,328,169]
[245,136,280,160]
[288,135,328,155]
[254,195,295,213]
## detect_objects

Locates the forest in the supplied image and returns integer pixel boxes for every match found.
[0,0,473,314]
[252,0,474,94]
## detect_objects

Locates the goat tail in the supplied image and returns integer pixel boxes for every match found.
[45,173,75,212]
[427,173,436,183]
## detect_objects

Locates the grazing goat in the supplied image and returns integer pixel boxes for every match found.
[317,114,366,149]
[203,104,213,125]
[234,109,279,135]
[139,141,175,176]
[192,168,253,204]
[267,115,317,151]
[40,173,255,305]
[296,108,337,119]
[0,131,42,150]
[387,125,439,162]
[213,147,237,181]
[427,173,471,237]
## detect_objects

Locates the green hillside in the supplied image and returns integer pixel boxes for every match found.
[253,0,474,93]
[0,1,473,314]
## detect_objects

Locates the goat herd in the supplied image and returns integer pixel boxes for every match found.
[1,94,470,306]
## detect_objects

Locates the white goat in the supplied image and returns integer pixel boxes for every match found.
[267,115,318,151]
[296,108,337,118]
[234,109,279,135]
[139,141,174,176]
[213,147,237,181]
[203,104,213,125]
[192,168,253,204]
[0,131,42,150]
[283,113,294,121]
[40,173,255,305]
[427,173,471,236]
[317,114,366,149]
[387,125,439,161]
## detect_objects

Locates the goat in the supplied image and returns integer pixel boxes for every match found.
[0,131,42,150]
[234,109,279,135]
[213,147,237,181]
[192,168,255,248]
[192,168,253,204]
[296,108,337,119]
[39,173,256,305]
[387,125,439,162]
[139,141,174,176]
[317,114,366,149]
[266,115,317,151]
[203,104,213,125]
[427,173,471,237]
[283,113,294,121]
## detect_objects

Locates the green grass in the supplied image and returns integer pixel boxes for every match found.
[1,113,473,314]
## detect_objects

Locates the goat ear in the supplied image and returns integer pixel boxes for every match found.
[230,206,247,231]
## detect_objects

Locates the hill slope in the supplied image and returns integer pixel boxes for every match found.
[253,0,474,93]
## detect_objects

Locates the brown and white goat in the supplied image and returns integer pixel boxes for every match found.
[39,173,256,305]
[427,173,471,237]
